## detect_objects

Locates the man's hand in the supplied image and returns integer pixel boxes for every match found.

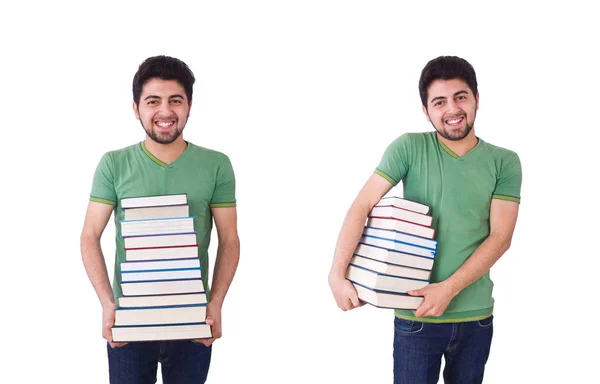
[328,275,366,311]
[102,302,127,348]
[195,302,222,347]
[408,281,458,318]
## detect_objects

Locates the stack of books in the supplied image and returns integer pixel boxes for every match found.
[346,196,438,309]
[111,193,212,342]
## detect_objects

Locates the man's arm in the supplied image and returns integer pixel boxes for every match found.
[197,206,240,346]
[80,201,125,347]
[409,199,520,317]
[328,174,394,311]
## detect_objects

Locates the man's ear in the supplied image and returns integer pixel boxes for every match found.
[133,101,140,120]
[422,105,430,122]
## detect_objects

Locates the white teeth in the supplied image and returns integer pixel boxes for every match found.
[156,122,173,127]
[446,118,463,124]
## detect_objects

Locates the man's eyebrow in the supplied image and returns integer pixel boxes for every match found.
[430,90,469,104]
[169,94,185,99]
[144,95,161,101]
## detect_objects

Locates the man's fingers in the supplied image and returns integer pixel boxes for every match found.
[205,315,221,340]
[344,296,356,311]
[197,338,215,347]
[414,307,427,318]
[337,294,362,311]
[350,292,360,308]
[333,282,365,311]
[413,302,431,318]
[334,295,348,311]
[102,326,113,342]
[104,314,115,327]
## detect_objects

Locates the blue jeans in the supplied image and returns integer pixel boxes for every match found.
[393,315,493,384]
[107,340,212,384]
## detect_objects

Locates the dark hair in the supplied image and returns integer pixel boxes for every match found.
[132,55,195,106]
[418,56,478,108]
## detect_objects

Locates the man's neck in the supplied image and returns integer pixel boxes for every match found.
[437,130,479,157]
[144,137,188,164]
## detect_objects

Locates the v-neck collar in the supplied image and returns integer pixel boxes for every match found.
[140,141,190,168]
[437,134,482,161]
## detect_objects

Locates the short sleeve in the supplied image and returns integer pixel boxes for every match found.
[210,155,236,208]
[492,153,522,203]
[374,134,411,185]
[89,153,117,206]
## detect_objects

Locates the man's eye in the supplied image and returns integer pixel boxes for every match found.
[148,100,158,105]
[171,100,182,104]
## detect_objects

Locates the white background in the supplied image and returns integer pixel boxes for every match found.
[1,1,598,383]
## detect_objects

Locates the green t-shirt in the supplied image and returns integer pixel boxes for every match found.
[375,131,522,323]
[89,141,236,302]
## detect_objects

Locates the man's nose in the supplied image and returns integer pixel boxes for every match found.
[159,102,173,115]
[446,100,461,114]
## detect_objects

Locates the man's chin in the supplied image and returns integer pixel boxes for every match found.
[147,131,181,145]
[439,126,472,141]
[445,132,468,141]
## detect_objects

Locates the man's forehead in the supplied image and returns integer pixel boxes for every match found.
[428,79,469,91]
[429,81,471,97]
[141,79,186,95]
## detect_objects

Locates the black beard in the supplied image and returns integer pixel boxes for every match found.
[433,120,474,141]
[427,109,477,141]
[141,121,184,145]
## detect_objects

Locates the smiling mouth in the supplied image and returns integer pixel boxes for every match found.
[155,120,176,130]
[445,116,464,126]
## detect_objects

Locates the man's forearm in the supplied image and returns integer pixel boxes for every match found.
[329,202,371,279]
[209,238,240,307]
[81,234,115,308]
[445,231,512,295]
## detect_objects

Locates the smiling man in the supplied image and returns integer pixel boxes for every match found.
[80,56,240,384]
[328,56,522,384]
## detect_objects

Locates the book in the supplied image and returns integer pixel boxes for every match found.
[346,264,429,294]
[123,204,189,221]
[125,245,199,261]
[352,282,424,309]
[121,193,188,209]
[114,304,207,326]
[361,233,436,259]
[354,243,434,270]
[113,193,211,342]
[121,267,202,283]
[121,217,195,237]
[123,233,197,249]
[363,226,437,250]
[120,258,201,272]
[377,196,430,215]
[346,196,438,310]
[121,278,205,296]
[369,205,433,227]
[350,255,431,280]
[366,217,435,239]
[118,293,207,308]
[112,323,211,342]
